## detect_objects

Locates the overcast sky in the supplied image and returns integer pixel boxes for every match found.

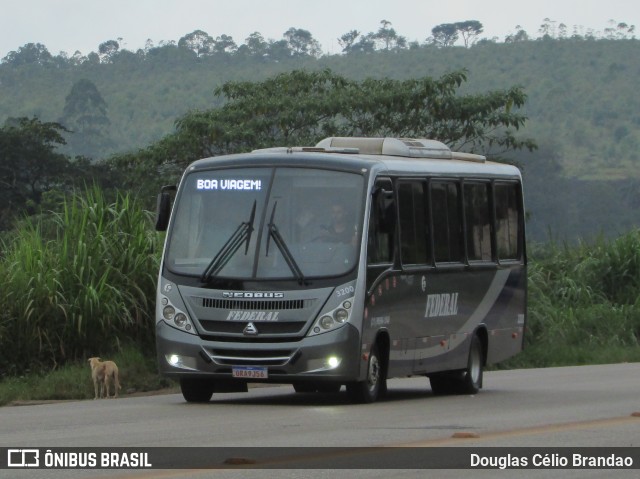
[1,0,638,57]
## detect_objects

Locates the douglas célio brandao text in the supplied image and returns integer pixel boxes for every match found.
[470,452,634,469]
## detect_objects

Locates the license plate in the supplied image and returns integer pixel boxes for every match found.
[232,366,268,379]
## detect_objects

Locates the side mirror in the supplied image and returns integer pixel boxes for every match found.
[155,185,176,231]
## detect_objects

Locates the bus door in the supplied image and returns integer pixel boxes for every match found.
[366,177,415,376]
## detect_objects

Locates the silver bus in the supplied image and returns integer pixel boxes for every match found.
[155,137,526,403]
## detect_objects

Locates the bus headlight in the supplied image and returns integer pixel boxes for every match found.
[159,296,196,335]
[174,313,188,328]
[309,300,354,336]
[163,305,176,321]
[320,315,334,330]
[334,308,349,323]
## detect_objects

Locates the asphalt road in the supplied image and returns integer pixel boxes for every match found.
[1,363,639,478]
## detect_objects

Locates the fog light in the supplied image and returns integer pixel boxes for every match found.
[174,313,187,327]
[168,354,180,366]
[163,305,175,321]
[343,300,352,309]
[320,315,334,330]
[327,356,340,368]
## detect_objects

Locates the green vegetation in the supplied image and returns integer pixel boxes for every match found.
[111,68,534,198]
[503,233,640,369]
[0,186,159,375]
[1,25,638,241]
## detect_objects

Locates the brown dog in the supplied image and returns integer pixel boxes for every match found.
[88,357,121,399]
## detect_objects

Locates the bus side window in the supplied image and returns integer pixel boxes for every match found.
[368,179,395,265]
[431,181,464,264]
[398,180,429,266]
[464,182,493,262]
[494,182,521,261]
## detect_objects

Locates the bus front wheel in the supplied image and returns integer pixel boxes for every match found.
[180,378,214,403]
[346,343,386,403]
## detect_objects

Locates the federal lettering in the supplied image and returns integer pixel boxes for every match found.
[424,292,459,318]
[226,311,280,321]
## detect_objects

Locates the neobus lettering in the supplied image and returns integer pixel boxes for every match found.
[196,179,262,190]
[424,293,459,318]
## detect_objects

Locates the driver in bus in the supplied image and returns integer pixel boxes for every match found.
[320,203,357,244]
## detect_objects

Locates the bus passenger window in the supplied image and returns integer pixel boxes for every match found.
[398,181,429,265]
[464,182,493,261]
[431,182,463,263]
[494,183,521,260]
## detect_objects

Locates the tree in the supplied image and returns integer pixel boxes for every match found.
[213,34,237,55]
[98,40,120,62]
[505,26,529,43]
[456,20,484,47]
[60,79,111,158]
[110,69,535,190]
[373,20,407,51]
[242,32,268,57]
[2,43,53,65]
[178,30,214,57]
[266,39,293,61]
[349,33,377,54]
[0,117,71,227]
[283,28,322,57]
[431,24,459,47]
[604,20,636,40]
[338,30,361,53]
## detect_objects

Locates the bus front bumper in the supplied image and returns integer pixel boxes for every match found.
[156,320,363,383]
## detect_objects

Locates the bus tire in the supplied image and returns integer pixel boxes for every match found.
[346,343,385,403]
[459,334,484,394]
[429,335,484,395]
[180,377,214,403]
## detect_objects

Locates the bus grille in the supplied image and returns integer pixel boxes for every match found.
[209,348,296,366]
[200,298,314,311]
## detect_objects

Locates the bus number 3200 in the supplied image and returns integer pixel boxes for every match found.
[337,286,355,297]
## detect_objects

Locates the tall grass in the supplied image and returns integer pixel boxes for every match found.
[0,186,160,375]
[504,232,640,368]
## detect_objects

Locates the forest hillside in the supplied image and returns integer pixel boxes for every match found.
[1,22,638,241]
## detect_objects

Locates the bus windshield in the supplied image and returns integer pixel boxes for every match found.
[165,167,365,280]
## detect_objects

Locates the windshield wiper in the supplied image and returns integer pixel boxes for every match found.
[266,201,306,285]
[200,200,256,282]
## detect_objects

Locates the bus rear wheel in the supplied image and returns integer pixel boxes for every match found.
[346,343,386,403]
[180,378,214,403]
[429,335,484,395]
[459,335,483,394]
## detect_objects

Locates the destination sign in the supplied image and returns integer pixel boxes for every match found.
[196,179,262,191]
